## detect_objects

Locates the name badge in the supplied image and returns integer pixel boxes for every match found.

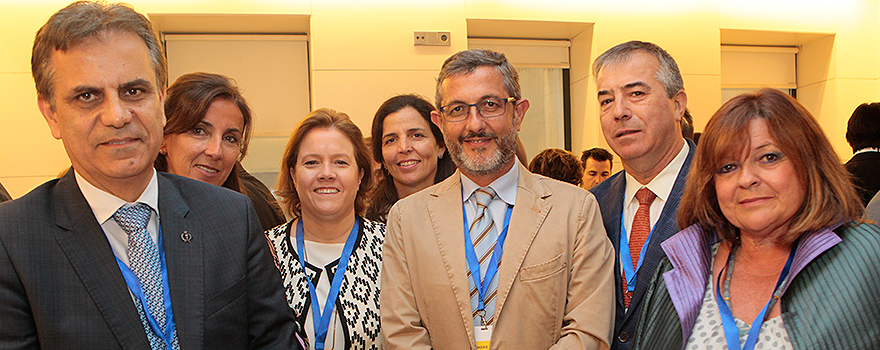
[475,325,492,350]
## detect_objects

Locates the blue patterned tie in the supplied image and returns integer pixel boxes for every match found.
[113,203,169,350]
[468,187,500,325]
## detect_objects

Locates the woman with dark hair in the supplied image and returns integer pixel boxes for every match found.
[266,108,384,349]
[156,72,286,230]
[634,88,880,349]
[528,148,584,186]
[365,94,455,222]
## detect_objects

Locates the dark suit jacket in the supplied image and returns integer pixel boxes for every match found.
[589,140,694,350]
[845,151,880,206]
[0,181,10,203]
[0,171,300,349]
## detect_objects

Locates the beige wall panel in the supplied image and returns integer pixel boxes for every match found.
[832,0,878,79]
[570,75,606,155]
[682,74,722,132]
[465,0,595,23]
[570,27,595,87]
[797,35,835,88]
[136,0,310,15]
[310,0,467,70]
[241,137,290,174]
[718,0,837,33]
[797,79,857,161]
[594,0,720,77]
[310,70,439,133]
[0,73,69,179]
[0,3,69,73]
[2,176,58,200]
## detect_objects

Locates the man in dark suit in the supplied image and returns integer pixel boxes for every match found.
[844,102,880,205]
[0,2,301,349]
[589,41,693,350]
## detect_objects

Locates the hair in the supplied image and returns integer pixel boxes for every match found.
[681,108,694,140]
[845,102,880,152]
[154,72,253,192]
[365,94,455,222]
[435,49,521,108]
[678,88,863,244]
[528,148,584,187]
[592,40,683,99]
[276,108,373,219]
[32,1,166,107]
[580,147,614,171]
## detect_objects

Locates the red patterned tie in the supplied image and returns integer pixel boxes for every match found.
[623,188,656,308]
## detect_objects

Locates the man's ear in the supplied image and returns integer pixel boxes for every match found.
[672,90,687,123]
[159,86,167,127]
[513,99,530,132]
[38,96,62,140]
[430,110,445,132]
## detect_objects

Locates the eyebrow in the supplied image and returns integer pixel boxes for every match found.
[119,78,154,92]
[598,81,650,98]
[445,94,501,105]
[623,81,650,90]
[197,120,242,134]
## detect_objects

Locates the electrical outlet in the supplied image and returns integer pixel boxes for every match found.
[414,32,427,45]
[414,31,450,46]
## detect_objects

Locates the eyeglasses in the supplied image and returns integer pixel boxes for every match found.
[439,97,516,122]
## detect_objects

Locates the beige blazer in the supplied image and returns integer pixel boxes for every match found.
[381,163,615,350]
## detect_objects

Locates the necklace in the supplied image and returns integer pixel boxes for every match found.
[715,241,798,350]
[720,244,789,314]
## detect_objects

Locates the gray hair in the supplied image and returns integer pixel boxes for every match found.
[32,1,166,107]
[434,49,521,108]
[592,40,683,98]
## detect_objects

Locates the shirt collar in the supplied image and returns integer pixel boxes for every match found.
[855,147,880,155]
[624,141,689,207]
[460,158,520,206]
[75,169,160,225]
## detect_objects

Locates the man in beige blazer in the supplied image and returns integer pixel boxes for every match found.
[381,48,615,350]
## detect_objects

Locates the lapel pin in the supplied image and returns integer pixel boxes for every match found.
[181,231,192,243]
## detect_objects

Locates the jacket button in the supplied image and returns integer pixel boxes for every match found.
[618,331,630,343]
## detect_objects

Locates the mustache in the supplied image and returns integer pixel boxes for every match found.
[458,131,498,142]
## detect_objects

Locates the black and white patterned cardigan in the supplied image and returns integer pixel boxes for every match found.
[265,217,385,350]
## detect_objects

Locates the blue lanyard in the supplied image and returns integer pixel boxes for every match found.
[714,241,798,350]
[462,202,513,314]
[295,217,360,350]
[114,227,176,349]
[618,218,655,293]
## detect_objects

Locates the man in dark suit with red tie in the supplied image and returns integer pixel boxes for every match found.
[589,40,695,350]
[0,2,301,349]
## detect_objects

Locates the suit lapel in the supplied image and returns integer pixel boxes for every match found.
[629,140,695,314]
[592,172,626,312]
[51,171,151,350]
[157,174,203,350]
[426,173,474,338]
[494,165,550,317]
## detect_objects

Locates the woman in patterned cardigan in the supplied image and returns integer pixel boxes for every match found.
[266,108,384,350]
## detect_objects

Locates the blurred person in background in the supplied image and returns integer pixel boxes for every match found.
[528,148,584,186]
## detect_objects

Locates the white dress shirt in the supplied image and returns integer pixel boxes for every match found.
[622,142,689,243]
[75,169,160,267]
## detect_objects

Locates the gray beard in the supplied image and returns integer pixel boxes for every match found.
[446,129,518,176]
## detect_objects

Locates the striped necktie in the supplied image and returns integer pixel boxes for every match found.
[468,187,500,325]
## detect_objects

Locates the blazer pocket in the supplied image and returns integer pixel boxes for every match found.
[206,276,247,317]
[519,253,566,281]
